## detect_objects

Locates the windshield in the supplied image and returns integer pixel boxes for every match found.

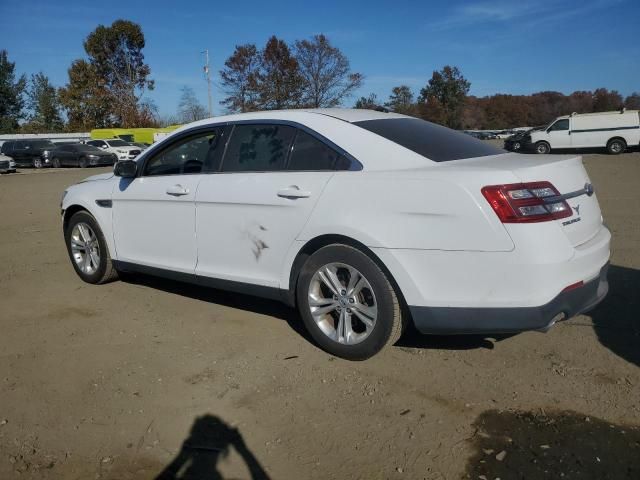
[107,139,129,147]
[354,118,503,162]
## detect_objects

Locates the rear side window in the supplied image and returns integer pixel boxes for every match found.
[1,142,13,154]
[222,124,295,172]
[288,131,340,171]
[354,118,503,162]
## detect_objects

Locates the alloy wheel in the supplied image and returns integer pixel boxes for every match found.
[70,222,100,275]
[308,262,377,345]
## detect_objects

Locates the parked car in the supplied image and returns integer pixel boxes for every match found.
[61,109,610,360]
[50,143,118,168]
[494,130,515,139]
[0,139,56,168]
[128,142,150,150]
[86,139,142,160]
[0,153,16,173]
[504,126,544,151]
[524,110,640,154]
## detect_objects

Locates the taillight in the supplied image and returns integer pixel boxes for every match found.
[481,181,572,223]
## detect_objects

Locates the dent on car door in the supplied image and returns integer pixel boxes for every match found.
[111,129,220,273]
[195,124,339,288]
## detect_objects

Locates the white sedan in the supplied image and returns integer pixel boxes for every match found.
[61,109,610,359]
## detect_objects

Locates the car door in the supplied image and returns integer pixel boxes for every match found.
[195,124,340,288]
[111,129,218,274]
[11,141,29,166]
[546,119,571,149]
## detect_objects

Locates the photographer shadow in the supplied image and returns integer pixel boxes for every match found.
[156,414,270,480]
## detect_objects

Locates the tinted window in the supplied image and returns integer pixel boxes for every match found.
[76,144,102,153]
[222,124,295,172]
[144,130,221,176]
[288,131,340,171]
[549,119,569,131]
[354,118,503,162]
[0,142,13,153]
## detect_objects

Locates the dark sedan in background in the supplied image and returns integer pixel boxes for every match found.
[51,143,117,168]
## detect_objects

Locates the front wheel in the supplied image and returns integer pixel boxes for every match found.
[79,156,88,168]
[535,141,551,154]
[52,157,61,168]
[296,244,404,360]
[33,158,43,168]
[64,211,118,284]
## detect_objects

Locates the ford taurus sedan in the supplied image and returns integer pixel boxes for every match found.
[60,109,610,360]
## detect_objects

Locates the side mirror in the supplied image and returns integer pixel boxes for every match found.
[114,160,137,178]
[101,145,108,149]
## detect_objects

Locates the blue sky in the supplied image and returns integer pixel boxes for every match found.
[1,0,638,118]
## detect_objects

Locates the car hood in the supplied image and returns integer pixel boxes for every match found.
[78,172,114,183]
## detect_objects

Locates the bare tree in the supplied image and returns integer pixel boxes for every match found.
[178,86,208,122]
[294,34,363,108]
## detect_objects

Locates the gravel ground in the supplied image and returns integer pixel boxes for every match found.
[0,149,638,479]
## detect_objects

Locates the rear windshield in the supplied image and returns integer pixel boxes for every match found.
[354,118,503,162]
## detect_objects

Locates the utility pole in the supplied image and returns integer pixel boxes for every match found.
[202,49,213,117]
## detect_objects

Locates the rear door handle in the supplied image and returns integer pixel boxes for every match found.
[166,184,189,196]
[277,185,311,199]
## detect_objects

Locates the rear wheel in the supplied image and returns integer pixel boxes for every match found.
[606,138,626,155]
[296,244,403,360]
[33,157,43,168]
[535,141,551,154]
[64,211,118,284]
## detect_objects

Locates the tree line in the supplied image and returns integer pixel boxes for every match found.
[1,18,638,134]
[359,67,639,130]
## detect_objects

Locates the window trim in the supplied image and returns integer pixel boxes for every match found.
[135,120,363,177]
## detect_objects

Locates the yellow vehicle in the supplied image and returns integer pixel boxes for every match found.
[90,127,182,145]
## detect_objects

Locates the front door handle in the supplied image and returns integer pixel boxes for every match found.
[166,184,189,196]
[277,185,311,199]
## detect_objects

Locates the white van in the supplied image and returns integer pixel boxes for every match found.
[526,110,640,154]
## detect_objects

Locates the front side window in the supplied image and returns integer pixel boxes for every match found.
[548,119,569,131]
[288,131,340,171]
[143,129,221,176]
[222,124,295,172]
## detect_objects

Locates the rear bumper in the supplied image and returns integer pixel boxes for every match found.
[410,262,609,334]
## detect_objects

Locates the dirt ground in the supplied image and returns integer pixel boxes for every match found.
[1,149,639,480]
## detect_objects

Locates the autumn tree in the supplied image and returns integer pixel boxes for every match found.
[294,34,363,108]
[178,86,207,122]
[354,93,379,109]
[219,44,260,113]
[418,66,470,128]
[625,92,640,109]
[592,88,623,112]
[59,59,112,130]
[0,50,27,133]
[385,85,415,115]
[60,19,154,129]
[22,72,64,132]
[256,36,303,109]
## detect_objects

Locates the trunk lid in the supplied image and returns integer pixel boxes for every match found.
[453,153,602,247]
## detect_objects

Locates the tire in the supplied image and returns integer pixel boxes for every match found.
[52,157,61,168]
[64,211,118,284]
[535,141,551,154]
[606,138,626,155]
[296,244,404,360]
[79,156,88,168]
[33,157,43,168]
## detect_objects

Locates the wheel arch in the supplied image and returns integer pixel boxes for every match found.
[606,136,627,147]
[284,234,410,318]
[62,201,116,259]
